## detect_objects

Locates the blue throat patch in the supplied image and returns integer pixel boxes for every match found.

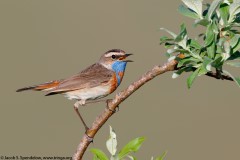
[111,61,127,86]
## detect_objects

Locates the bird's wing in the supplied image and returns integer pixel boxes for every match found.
[47,63,114,94]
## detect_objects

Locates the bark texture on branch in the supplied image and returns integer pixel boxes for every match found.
[72,59,233,160]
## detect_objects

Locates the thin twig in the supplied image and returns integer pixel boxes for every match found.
[205,71,233,81]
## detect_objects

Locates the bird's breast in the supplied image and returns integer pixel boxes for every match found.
[63,85,111,100]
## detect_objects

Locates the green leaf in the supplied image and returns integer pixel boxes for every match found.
[175,24,187,42]
[212,20,219,33]
[203,56,212,70]
[166,48,188,54]
[160,28,177,38]
[223,40,231,55]
[106,126,117,156]
[187,67,200,88]
[219,3,229,26]
[178,5,200,19]
[198,57,212,76]
[236,77,240,85]
[160,36,169,41]
[226,61,240,67]
[155,151,168,160]
[93,155,101,160]
[205,23,215,47]
[178,35,188,49]
[182,0,203,18]
[207,41,216,59]
[118,137,145,159]
[172,67,188,79]
[198,64,209,76]
[177,57,200,68]
[222,52,231,61]
[160,36,174,45]
[218,37,226,46]
[164,42,175,48]
[212,54,224,68]
[233,36,240,52]
[207,0,223,20]
[189,39,202,49]
[194,18,210,26]
[91,148,109,160]
[223,70,240,87]
[230,34,240,48]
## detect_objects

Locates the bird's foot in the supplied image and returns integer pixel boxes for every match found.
[106,100,119,113]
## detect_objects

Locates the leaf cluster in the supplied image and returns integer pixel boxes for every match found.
[160,0,240,88]
[91,126,166,160]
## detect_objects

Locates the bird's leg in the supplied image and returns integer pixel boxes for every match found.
[106,105,119,113]
[74,100,89,131]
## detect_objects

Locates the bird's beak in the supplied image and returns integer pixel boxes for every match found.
[123,53,133,62]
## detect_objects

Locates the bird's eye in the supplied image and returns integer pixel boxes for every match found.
[111,55,116,59]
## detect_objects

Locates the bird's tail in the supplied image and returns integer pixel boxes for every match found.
[16,80,61,92]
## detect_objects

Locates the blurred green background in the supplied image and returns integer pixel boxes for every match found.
[0,0,239,159]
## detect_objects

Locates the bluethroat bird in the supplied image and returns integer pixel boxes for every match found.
[17,49,133,130]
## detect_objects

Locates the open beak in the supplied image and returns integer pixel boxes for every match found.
[123,53,133,62]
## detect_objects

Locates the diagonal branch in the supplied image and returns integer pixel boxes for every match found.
[72,59,233,160]
[72,60,177,159]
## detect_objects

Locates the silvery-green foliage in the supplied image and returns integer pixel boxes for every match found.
[160,0,240,88]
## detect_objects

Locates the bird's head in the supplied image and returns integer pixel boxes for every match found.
[99,49,133,71]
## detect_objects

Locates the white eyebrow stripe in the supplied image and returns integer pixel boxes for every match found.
[104,52,115,57]
[104,52,125,57]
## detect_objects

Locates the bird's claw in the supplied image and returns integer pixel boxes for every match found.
[106,105,119,113]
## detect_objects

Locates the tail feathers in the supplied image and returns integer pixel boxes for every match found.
[16,86,37,92]
[16,80,60,92]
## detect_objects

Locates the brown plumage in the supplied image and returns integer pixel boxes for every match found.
[46,63,114,95]
[16,63,115,96]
